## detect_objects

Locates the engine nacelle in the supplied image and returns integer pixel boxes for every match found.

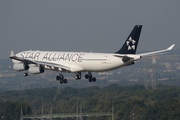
[13,63,29,71]
[129,61,135,65]
[124,61,135,66]
[28,66,44,74]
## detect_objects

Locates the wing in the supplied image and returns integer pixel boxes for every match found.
[137,44,175,57]
[10,51,84,72]
[34,61,71,72]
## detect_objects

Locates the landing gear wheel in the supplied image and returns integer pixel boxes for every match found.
[75,72,81,80]
[24,72,28,77]
[59,74,64,80]
[56,76,60,80]
[92,77,96,82]
[60,79,64,84]
[89,78,92,82]
[86,72,96,82]
[64,79,67,84]
[85,74,89,79]
[85,72,92,79]
[75,75,81,80]
[56,74,68,84]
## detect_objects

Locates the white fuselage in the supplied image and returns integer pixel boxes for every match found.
[13,50,133,72]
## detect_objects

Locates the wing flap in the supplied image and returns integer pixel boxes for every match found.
[34,61,71,71]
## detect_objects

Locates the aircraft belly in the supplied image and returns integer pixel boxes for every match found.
[80,57,124,72]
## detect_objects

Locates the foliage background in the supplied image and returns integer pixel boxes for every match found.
[0,85,180,120]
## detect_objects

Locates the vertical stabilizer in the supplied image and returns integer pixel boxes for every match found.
[116,25,142,54]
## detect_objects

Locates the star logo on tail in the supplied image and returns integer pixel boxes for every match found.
[126,37,136,50]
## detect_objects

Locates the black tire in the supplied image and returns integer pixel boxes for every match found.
[24,73,28,77]
[60,79,64,84]
[59,75,64,80]
[64,79,67,84]
[56,76,60,80]
[75,74,81,80]
[85,74,89,79]
[92,77,96,82]
[89,78,92,82]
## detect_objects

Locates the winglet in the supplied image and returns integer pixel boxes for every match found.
[167,44,175,50]
[10,51,15,57]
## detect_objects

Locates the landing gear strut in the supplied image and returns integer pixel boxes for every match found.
[85,72,96,82]
[56,74,67,84]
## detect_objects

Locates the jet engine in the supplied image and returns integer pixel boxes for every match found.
[28,66,44,74]
[13,62,29,71]
[129,61,135,65]
[124,61,135,66]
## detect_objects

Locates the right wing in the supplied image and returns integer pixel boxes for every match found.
[138,44,175,57]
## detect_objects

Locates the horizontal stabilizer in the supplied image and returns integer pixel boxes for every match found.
[113,54,141,61]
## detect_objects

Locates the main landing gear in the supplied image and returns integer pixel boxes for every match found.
[74,72,96,82]
[85,72,96,82]
[56,72,96,84]
[56,74,67,84]
[74,72,81,80]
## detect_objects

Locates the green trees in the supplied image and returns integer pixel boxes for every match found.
[0,85,180,120]
[0,102,31,120]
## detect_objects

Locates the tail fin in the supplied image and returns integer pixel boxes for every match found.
[116,25,142,54]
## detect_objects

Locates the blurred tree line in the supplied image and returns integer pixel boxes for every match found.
[0,102,31,120]
[0,84,180,120]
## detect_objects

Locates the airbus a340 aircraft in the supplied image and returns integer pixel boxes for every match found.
[10,25,175,84]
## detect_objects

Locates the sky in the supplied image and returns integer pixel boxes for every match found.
[0,0,180,59]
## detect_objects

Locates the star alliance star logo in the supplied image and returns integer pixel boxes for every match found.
[126,37,136,50]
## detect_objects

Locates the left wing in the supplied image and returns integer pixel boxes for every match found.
[138,44,175,57]
[10,51,36,64]
[34,61,71,72]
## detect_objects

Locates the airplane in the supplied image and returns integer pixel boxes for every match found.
[10,25,175,84]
